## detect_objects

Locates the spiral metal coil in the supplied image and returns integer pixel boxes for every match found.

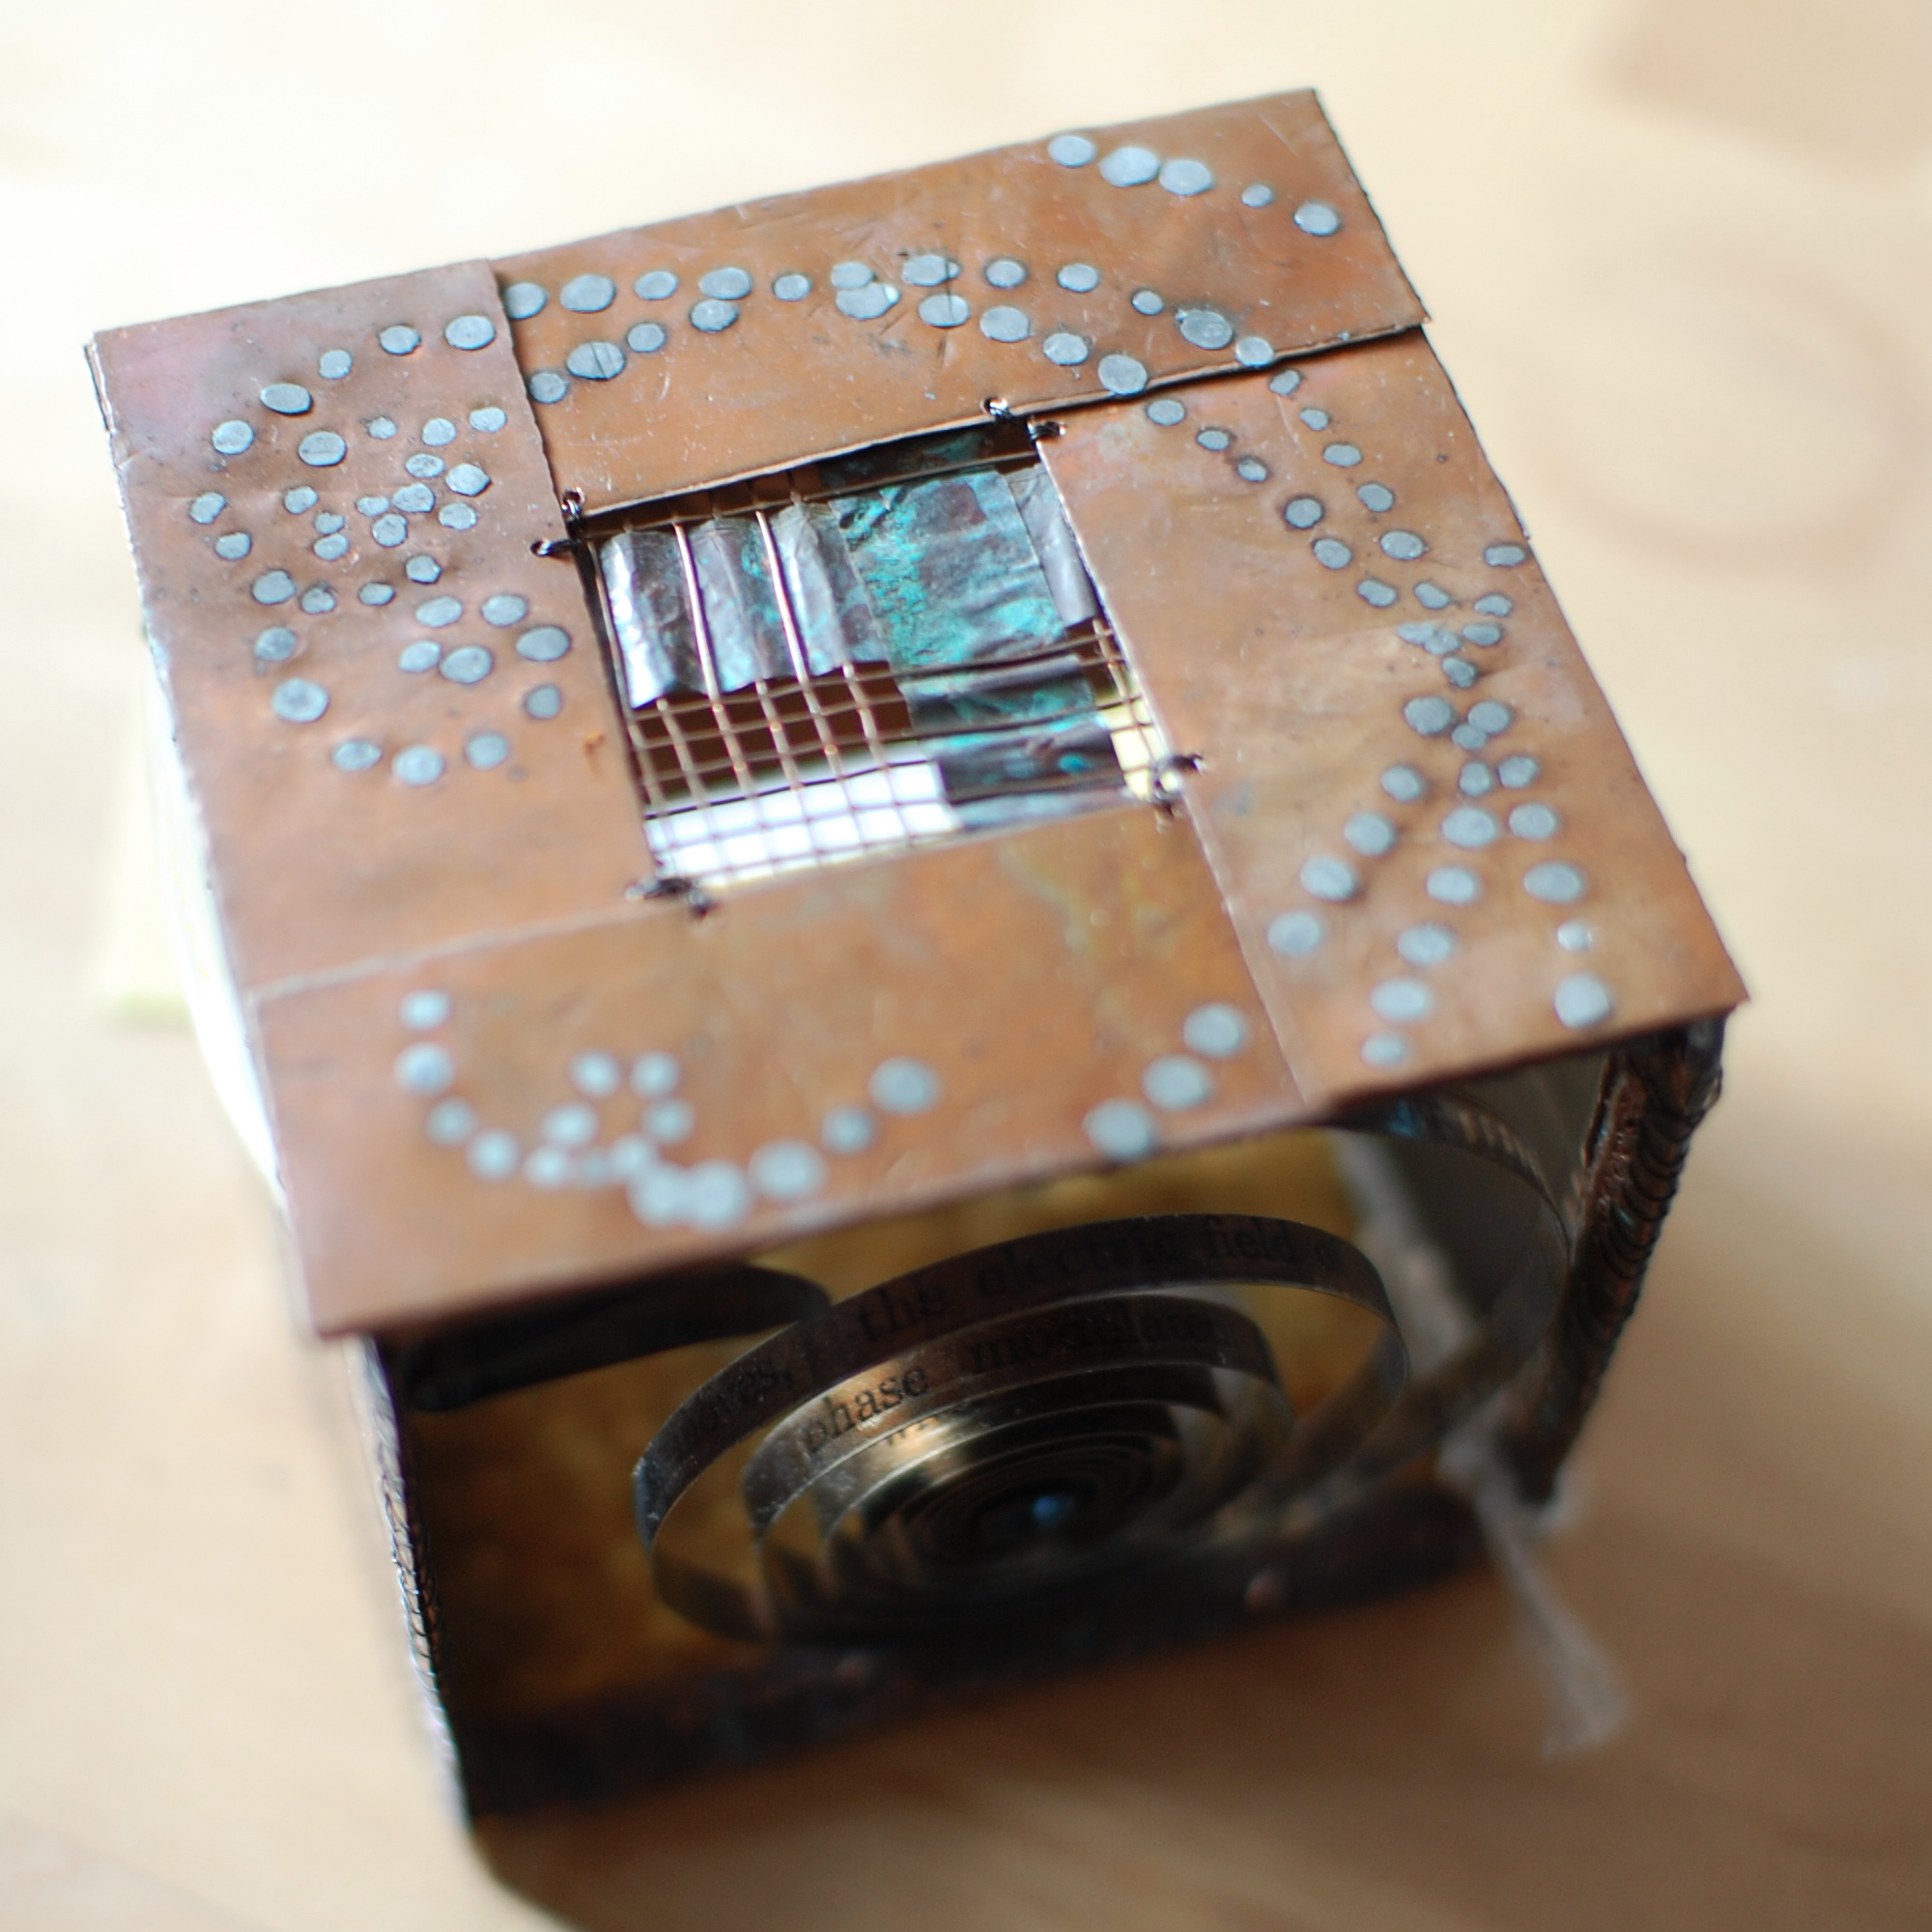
[636,1094,1566,1643]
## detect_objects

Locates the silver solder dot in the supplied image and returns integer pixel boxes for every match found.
[468,1130,520,1179]
[1370,978,1435,1025]
[393,745,444,786]
[444,314,496,350]
[567,340,625,380]
[1554,974,1613,1030]
[1182,1004,1249,1058]
[1143,1055,1213,1111]
[1159,157,1214,196]
[1441,806,1499,849]
[751,1140,826,1201]
[271,678,327,724]
[1361,1034,1408,1068]
[400,989,452,1030]
[631,1051,680,1097]
[1344,812,1396,857]
[919,293,971,328]
[1524,862,1585,904]
[543,1102,598,1149]
[426,1099,476,1146]
[821,1104,876,1154]
[1299,856,1358,902]
[394,1042,453,1095]
[1397,923,1457,968]
[1178,310,1234,351]
[1099,145,1159,187]
[572,1051,622,1097]
[1267,910,1324,957]
[1428,866,1481,906]
[870,1057,941,1115]
[1085,1099,1156,1162]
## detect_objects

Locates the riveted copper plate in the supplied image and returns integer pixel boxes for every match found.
[90,263,647,991]
[1040,333,1745,1105]
[255,806,1299,1334]
[497,93,1421,515]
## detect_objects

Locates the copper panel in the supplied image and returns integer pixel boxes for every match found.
[256,805,1303,1335]
[90,264,649,992]
[1041,334,1744,1105]
[497,93,1421,515]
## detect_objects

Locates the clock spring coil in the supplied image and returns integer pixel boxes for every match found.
[636,1212,1409,1643]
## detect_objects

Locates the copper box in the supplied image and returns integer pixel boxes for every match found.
[91,93,1741,1812]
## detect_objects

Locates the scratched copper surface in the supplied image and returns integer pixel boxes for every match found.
[255,806,1298,1334]
[90,263,648,992]
[497,93,1422,515]
[92,107,1742,1341]
[1040,334,1745,1106]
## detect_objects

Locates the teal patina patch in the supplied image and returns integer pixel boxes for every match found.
[834,469,1065,674]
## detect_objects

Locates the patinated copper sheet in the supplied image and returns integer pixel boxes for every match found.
[497,93,1422,515]
[1040,334,1745,1104]
[90,264,648,990]
[90,106,1742,1341]
[256,806,1300,1334]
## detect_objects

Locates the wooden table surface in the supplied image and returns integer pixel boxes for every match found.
[4,1,1931,1926]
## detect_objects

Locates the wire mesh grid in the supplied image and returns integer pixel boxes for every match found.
[592,451,1166,892]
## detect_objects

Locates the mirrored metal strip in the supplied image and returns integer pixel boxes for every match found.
[634,1211,1405,1641]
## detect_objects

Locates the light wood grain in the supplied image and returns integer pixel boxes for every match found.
[3,0,1929,1924]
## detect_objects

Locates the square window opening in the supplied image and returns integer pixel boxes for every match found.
[586,423,1167,892]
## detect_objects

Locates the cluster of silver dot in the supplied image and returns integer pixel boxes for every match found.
[507,130,1344,409]
[1217,368,1612,1056]
[1080,1002,1252,1161]
[192,318,572,785]
[393,993,948,1234]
